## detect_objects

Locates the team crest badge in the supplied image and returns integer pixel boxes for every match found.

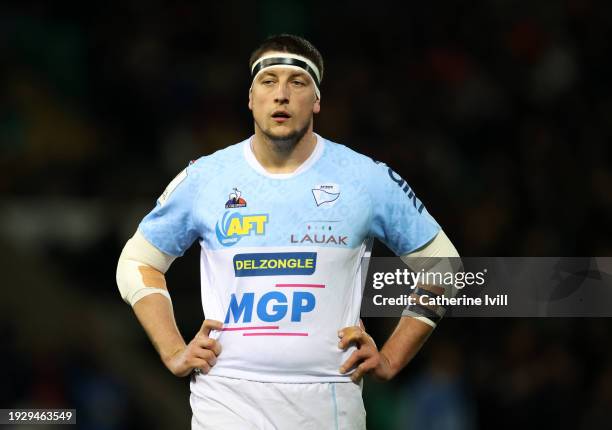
[312,183,340,207]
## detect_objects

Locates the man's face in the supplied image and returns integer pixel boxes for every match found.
[249,52,320,143]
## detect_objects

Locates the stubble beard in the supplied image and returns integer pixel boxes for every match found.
[256,117,311,154]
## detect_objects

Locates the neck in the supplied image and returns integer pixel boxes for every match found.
[251,126,317,174]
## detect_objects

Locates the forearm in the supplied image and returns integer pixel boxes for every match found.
[380,229,459,375]
[379,316,433,378]
[133,293,186,366]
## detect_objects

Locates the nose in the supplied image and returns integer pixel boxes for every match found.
[274,82,290,104]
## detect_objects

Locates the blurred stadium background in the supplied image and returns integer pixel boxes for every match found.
[1,1,611,428]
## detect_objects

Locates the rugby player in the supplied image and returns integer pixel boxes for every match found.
[117,34,459,429]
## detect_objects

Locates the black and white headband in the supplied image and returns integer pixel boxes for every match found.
[250,53,321,99]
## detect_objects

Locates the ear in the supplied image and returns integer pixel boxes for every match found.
[313,98,321,114]
[248,87,253,111]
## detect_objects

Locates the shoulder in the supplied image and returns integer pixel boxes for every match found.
[187,139,247,175]
[177,139,249,190]
[320,136,392,183]
[319,136,382,172]
[159,139,247,202]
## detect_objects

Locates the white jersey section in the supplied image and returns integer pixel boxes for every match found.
[138,134,442,383]
[198,244,367,383]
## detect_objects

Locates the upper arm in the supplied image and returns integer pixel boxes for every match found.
[138,161,204,257]
[116,230,177,305]
[367,160,441,255]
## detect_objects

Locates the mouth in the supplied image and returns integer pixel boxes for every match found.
[271,110,291,123]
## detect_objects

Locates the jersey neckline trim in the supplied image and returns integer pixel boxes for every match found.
[243,134,325,179]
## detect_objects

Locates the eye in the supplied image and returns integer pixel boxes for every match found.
[292,80,306,86]
[262,79,275,85]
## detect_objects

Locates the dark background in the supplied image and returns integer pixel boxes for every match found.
[1,1,611,428]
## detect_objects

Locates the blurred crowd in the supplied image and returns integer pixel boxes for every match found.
[1,1,611,428]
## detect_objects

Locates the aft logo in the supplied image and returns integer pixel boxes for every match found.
[216,212,268,247]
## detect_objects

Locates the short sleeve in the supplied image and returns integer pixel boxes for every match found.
[367,160,440,255]
[138,161,203,257]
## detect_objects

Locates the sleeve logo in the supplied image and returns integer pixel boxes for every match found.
[158,168,188,206]
[387,168,425,214]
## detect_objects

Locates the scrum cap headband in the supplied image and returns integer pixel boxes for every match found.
[251,53,321,99]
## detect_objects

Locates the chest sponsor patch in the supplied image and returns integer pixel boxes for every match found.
[216,212,269,246]
[233,252,317,277]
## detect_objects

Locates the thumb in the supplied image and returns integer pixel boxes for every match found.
[200,319,223,337]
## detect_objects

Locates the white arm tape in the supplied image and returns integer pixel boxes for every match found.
[116,230,177,306]
[404,315,439,328]
[401,230,459,260]
[400,230,461,327]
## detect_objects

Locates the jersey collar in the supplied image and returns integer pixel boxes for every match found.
[243,133,325,179]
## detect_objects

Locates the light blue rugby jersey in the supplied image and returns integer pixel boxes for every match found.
[139,134,440,383]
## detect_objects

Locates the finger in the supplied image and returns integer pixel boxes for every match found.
[338,326,362,345]
[339,326,377,350]
[194,349,217,367]
[359,319,366,331]
[338,325,360,338]
[338,327,366,350]
[351,367,364,383]
[200,319,223,337]
[191,359,211,374]
[359,356,379,373]
[339,350,365,374]
[340,345,377,373]
[350,361,373,383]
[210,339,222,356]
[195,337,215,350]
[195,338,222,356]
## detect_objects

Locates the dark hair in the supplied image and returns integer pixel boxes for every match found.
[249,34,324,82]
